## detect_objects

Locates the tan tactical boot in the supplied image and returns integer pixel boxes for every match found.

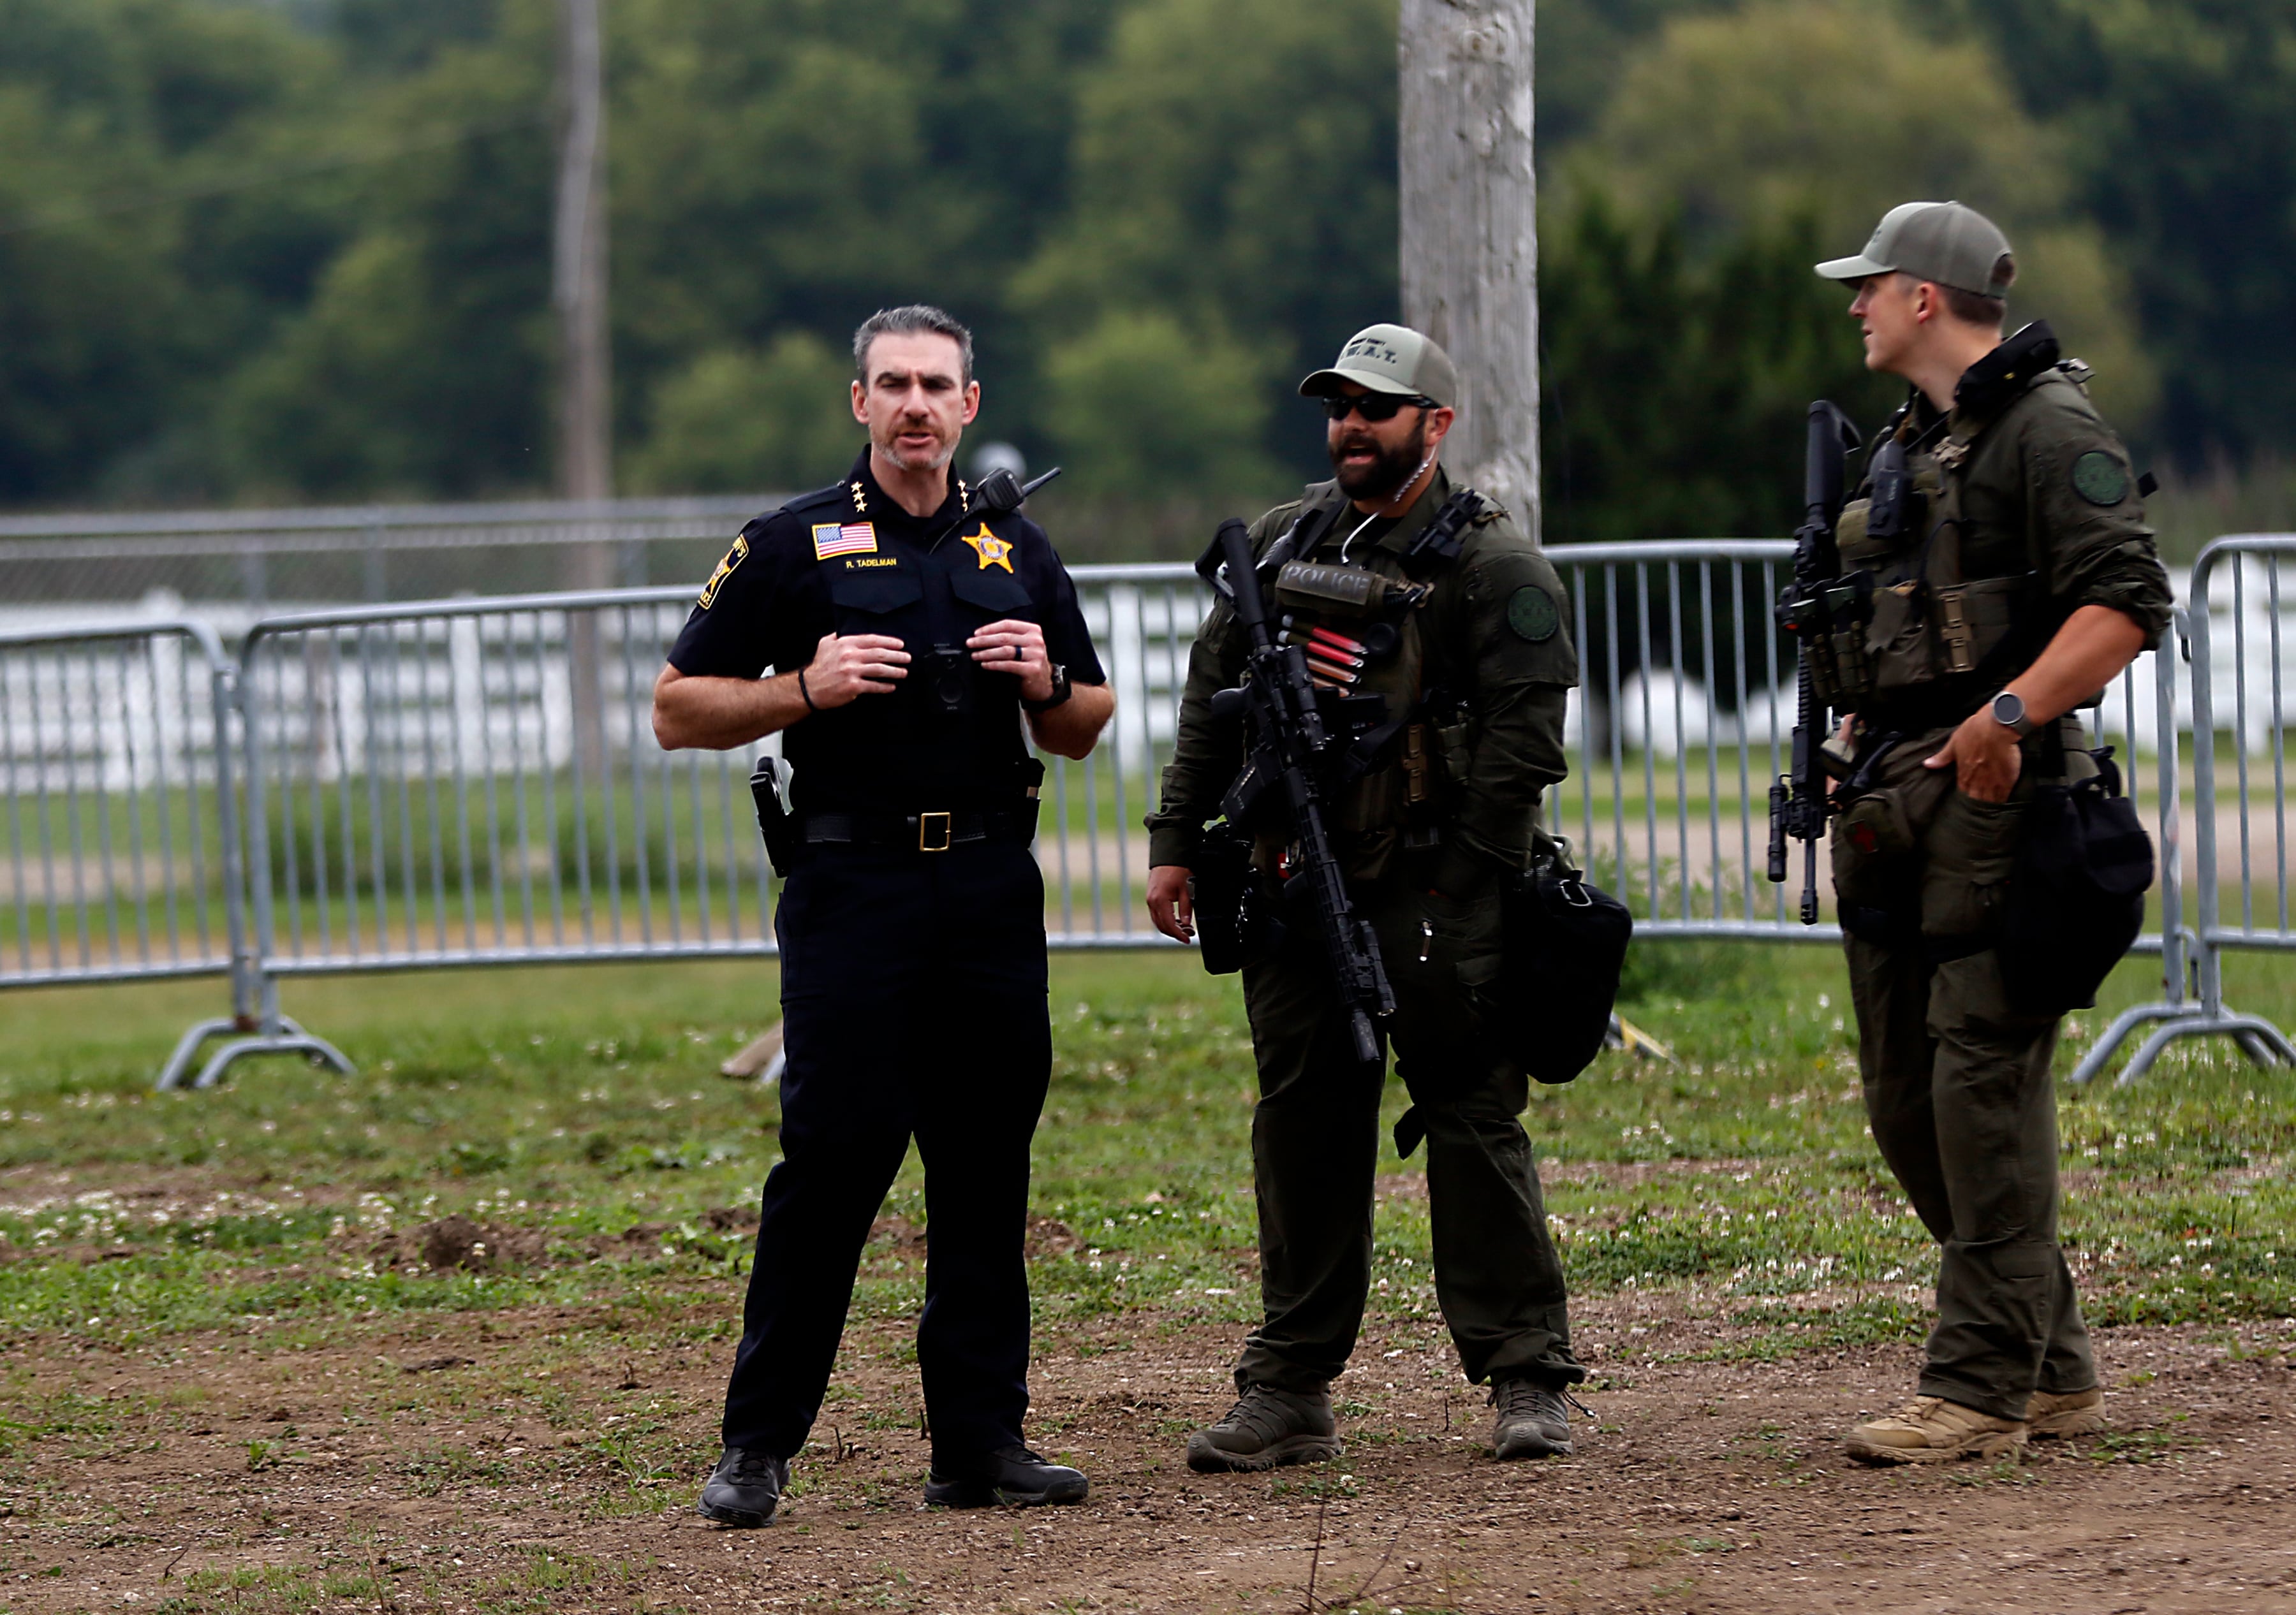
[1846,1396,2027,1465]
[2025,1386,2105,1439]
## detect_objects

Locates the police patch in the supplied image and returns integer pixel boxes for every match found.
[696,533,748,608]
[1507,585,1559,643]
[2072,450,2130,506]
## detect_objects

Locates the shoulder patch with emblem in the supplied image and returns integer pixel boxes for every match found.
[2072,450,2129,506]
[696,533,748,609]
[1507,585,1559,643]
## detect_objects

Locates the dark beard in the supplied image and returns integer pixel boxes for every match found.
[1330,414,1427,502]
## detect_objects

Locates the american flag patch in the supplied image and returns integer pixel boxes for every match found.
[812,522,876,559]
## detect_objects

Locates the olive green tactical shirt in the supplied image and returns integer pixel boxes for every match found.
[1145,468,1577,881]
[1876,367,2171,652]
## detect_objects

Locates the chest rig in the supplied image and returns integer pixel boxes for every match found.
[1256,487,1488,840]
[1811,340,2070,724]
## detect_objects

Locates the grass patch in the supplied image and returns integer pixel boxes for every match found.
[0,941,2290,1366]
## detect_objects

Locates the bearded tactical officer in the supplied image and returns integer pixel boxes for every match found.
[652,305,1113,1523]
[1805,205,2170,1465]
[1145,323,1587,1470]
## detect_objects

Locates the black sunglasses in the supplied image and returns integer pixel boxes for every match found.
[1321,392,1434,423]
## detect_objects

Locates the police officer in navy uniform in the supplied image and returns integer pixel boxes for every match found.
[653,305,1114,1524]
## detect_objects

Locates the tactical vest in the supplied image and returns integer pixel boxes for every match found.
[1258,487,1494,852]
[1811,373,2071,726]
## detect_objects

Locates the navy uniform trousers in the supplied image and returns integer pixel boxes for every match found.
[719,837,1051,1466]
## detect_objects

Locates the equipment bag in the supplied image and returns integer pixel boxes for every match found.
[1497,865,1633,1083]
[1997,747,2152,1016]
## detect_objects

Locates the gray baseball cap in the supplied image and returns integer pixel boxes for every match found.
[1299,323,1458,409]
[1816,201,2015,298]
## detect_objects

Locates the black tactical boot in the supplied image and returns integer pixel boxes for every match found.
[697,1446,790,1526]
[1185,1384,1340,1473]
[922,1445,1089,1509]
[1489,1378,1573,1460]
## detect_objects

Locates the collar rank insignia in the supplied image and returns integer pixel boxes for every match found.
[960,524,1016,573]
[849,480,867,513]
[813,522,876,559]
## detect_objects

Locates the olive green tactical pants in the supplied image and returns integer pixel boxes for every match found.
[1835,736,2098,1421]
[1233,871,1582,1394]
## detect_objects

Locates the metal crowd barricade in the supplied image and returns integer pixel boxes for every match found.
[184,569,1210,1086]
[0,615,345,1085]
[8,536,2286,1094]
[2082,537,2296,1083]
[228,587,772,987]
[1539,540,1839,942]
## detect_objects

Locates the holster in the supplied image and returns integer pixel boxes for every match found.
[1190,822,1281,974]
[748,756,800,877]
[1017,756,1046,844]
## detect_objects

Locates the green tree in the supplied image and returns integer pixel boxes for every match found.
[0,0,342,502]
[1039,311,1284,501]
[1948,0,2296,462]
[213,0,554,498]
[1540,194,1897,548]
[1016,0,1399,483]
[1561,0,2155,428]
[608,0,1114,470]
[623,330,859,495]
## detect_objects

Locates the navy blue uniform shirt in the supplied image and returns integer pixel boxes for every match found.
[668,451,1105,815]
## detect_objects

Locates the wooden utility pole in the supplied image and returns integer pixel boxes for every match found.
[555,0,611,513]
[1398,0,1540,540]
[556,0,612,777]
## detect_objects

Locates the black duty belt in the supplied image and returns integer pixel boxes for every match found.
[802,808,1029,853]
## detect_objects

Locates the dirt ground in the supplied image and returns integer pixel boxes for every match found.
[3,1291,2293,1615]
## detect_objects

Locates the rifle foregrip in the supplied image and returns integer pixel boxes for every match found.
[1348,1011,1380,1067]
[1766,780,1790,884]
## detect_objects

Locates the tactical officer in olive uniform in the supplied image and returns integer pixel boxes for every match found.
[1804,205,2170,1463]
[654,305,1114,1522]
[1145,325,1586,1468]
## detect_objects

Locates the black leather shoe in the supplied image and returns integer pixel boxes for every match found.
[922,1445,1089,1509]
[698,1445,790,1526]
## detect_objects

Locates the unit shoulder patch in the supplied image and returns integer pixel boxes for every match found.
[2072,449,2130,506]
[1506,584,1560,643]
[696,533,749,609]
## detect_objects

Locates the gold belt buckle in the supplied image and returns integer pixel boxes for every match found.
[917,811,953,852]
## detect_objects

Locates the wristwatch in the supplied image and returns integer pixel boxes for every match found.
[1024,662,1072,714]
[1989,689,2036,738]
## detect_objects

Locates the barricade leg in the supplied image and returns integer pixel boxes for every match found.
[154,974,357,1091]
[156,1018,357,1090]
[2110,1010,2295,1090]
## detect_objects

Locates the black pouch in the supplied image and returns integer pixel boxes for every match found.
[1497,863,1634,1083]
[747,756,800,877]
[1998,746,2153,1016]
[1190,822,1281,974]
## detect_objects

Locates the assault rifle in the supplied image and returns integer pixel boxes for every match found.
[1768,402,1864,923]
[1197,518,1395,1064]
